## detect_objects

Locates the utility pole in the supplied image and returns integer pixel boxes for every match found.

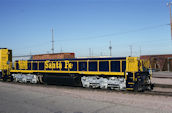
[167,2,172,40]
[92,49,93,57]
[129,45,132,57]
[140,47,142,57]
[29,49,32,56]
[100,52,103,56]
[51,28,54,53]
[89,48,91,57]
[109,41,112,56]
[60,48,63,53]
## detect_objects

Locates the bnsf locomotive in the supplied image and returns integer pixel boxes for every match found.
[0,48,152,91]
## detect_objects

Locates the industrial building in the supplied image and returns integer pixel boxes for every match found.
[141,54,172,71]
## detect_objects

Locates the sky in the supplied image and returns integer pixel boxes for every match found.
[0,0,172,57]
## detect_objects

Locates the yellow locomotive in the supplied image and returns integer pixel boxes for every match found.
[0,48,152,91]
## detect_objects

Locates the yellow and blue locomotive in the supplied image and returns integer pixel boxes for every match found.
[0,48,152,91]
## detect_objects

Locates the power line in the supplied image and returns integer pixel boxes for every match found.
[12,23,170,51]
[55,23,169,42]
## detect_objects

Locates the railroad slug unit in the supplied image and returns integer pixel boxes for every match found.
[0,48,152,91]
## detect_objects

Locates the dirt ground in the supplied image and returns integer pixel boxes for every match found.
[152,71,172,85]
[0,82,172,113]
[152,71,172,78]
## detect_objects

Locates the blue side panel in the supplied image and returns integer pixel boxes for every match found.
[0,72,2,79]
[39,62,44,70]
[111,61,120,72]
[99,61,109,72]
[70,62,77,71]
[122,61,126,72]
[33,63,37,70]
[15,57,126,73]
[16,62,19,70]
[89,62,97,71]
[28,63,31,70]
[61,62,68,71]
[79,62,87,71]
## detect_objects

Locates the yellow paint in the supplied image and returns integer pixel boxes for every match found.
[126,57,138,72]
[18,60,28,70]
[120,60,122,72]
[12,56,149,80]
[0,48,12,77]
[10,69,125,76]
[128,82,134,84]
[44,60,72,70]
[0,49,11,70]
[97,60,99,72]
[87,60,89,71]
[126,88,134,90]
[109,61,111,72]
[64,60,73,69]
[133,72,135,81]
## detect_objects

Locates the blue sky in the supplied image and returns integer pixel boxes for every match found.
[0,0,171,57]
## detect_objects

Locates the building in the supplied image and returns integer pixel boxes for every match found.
[141,54,172,71]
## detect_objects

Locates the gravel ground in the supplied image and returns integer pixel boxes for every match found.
[0,82,172,113]
[152,72,172,78]
[152,77,172,85]
[151,72,172,85]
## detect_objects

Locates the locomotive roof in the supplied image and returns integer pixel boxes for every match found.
[26,57,126,61]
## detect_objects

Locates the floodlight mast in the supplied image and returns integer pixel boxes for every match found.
[167,2,172,40]
[109,41,112,57]
[51,28,54,53]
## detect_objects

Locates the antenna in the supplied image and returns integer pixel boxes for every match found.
[51,28,54,53]
[109,41,112,56]
[167,2,172,40]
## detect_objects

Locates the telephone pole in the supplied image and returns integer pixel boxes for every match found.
[51,28,55,53]
[140,47,142,57]
[109,41,112,56]
[167,2,172,40]
[89,48,91,57]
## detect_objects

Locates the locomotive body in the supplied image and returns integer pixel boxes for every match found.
[0,48,152,91]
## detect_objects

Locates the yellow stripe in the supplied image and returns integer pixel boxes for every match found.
[133,72,135,81]
[10,70,124,76]
[120,60,122,72]
[109,61,111,72]
[125,72,127,80]
[97,61,99,72]
[126,88,133,90]
[128,82,134,84]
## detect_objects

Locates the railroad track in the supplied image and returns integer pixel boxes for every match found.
[143,91,172,97]
[154,83,172,88]
[152,76,172,79]
[1,81,172,97]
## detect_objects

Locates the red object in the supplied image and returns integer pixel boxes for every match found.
[32,53,75,60]
[141,54,172,71]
